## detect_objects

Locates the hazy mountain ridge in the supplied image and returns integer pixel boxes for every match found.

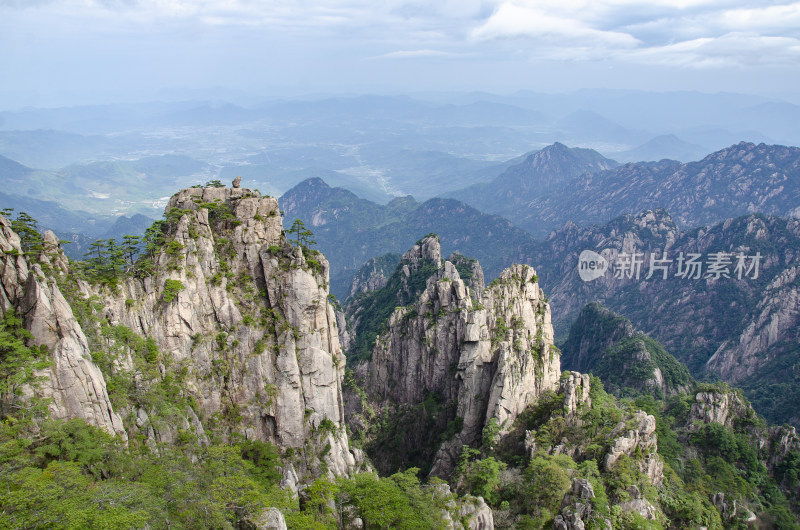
[3,90,797,214]
[445,142,619,226]
[280,177,539,299]
[448,141,800,238]
[614,134,708,163]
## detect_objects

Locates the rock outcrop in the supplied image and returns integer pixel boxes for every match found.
[560,371,591,419]
[457,496,494,530]
[618,485,659,520]
[347,235,560,476]
[554,478,595,530]
[688,387,755,429]
[605,411,663,485]
[76,186,362,478]
[0,216,126,438]
[244,507,287,530]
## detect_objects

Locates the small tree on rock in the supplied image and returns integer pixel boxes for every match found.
[287,219,315,249]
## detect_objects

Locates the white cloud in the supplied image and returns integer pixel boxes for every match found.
[471,2,640,47]
[626,32,800,67]
[1,0,798,104]
[378,49,461,59]
[465,0,800,68]
[717,2,800,33]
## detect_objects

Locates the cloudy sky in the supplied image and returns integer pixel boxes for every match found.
[1,0,799,108]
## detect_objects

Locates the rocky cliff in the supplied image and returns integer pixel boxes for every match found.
[346,235,560,476]
[91,186,363,477]
[2,186,367,481]
[0,216,126,438]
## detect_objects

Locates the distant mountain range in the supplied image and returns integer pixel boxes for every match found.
[444,142,618,234]
[613,134,708,163]
[447,141,800,237]
[3,90,798,204]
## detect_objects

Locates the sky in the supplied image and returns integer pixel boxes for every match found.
[1,0,799,108]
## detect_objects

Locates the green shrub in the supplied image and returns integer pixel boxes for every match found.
[162,279,185,303]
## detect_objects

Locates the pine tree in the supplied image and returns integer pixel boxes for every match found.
[287,219,315,249]
[11,212,44,256]
[122,235,141,266]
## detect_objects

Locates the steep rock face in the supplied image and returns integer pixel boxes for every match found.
[348,236,560,476]
[554,478,598,530]
[706,263,800,414]
[561,372,591,419]
[347,253,401,300]
[85,187,360,477]
[688,389,755,429]
[458,497,494,530]
[531,209,679,337]
[0,217,125,438]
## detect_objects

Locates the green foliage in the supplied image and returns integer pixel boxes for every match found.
[0,410,297,529]
[79,238,128,288]
[9,211,44,256]
[465,457,506,504]
[0,460,155,529]
[199,200,235,225]
[456,445,507,504]
[775,449,800,490]
[482,417,501,452]
[523,454,571,517]
[335,470,449,529]
[303,247,324,276]
[0,309,50,420]
[162,278,185,303]
[238,439,282,488]
[593,334,692,398]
